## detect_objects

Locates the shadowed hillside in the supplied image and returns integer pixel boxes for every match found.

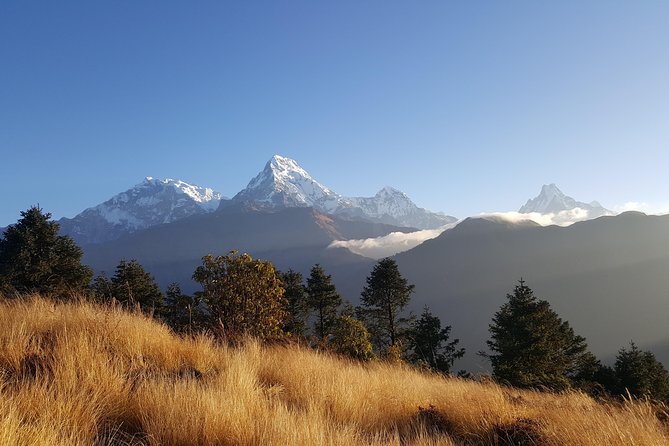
[0,296,667,445]
[80,205,402,299]
[394,212,669,370]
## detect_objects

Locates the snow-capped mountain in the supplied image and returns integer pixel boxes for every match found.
[519,184,611,217]
[59,177,225,245]
[232,155,456,229]
[232,155,342,212]
[342,186,457,229]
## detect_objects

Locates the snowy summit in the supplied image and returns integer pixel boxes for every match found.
[59,177,225,245]
[233,155,456,229]
[232,155,342,211]
[519,184,610,216]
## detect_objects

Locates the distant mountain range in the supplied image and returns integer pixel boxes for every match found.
[58,178,225,244]
[231,155,457,230]
[57,155,456,245]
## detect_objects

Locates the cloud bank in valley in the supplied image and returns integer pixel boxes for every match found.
[479,207,609,227]
[329,207,618,259]
[329,222,460,259]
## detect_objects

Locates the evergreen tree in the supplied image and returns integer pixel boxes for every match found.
[330,315,374,361]
[614,342,669,403]
[91,273,113,302]
[360,258,414,349]
[0,207,92,297]
[280,269,309,337]
[163,282,202,332]
[109,259,164,313]
[306,264,342,342]
[408,306,465,374]
[193,251,286,340]
[483,279,591,390]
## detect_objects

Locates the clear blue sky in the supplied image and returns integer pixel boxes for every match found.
[1,1,668,226]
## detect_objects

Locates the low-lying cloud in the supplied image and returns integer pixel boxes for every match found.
[479,207,604,227]
[329,208,613,259]
[329,204,669,260]
[329,222,459,259]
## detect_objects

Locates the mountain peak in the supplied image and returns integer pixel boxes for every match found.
[540,183,563,195]
[59,177,224,244]
[234,155,340,210]
[520,184,610,216]
[232,155,457,229]
[376,186,405,197]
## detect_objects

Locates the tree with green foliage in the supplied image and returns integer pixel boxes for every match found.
[162,282,202,332]
[330,315,374,361]
[614,342,669,403]
[483,279,592,390]
[0,207,93,297]
[193,251,286,340]
[104,259,164,313]
[280,269,309,337]
[360,258,414,349]
[306,264,342,342]
[91,272,114,301]
[407,307,465,374]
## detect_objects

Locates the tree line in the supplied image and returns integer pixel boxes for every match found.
[1,206,668,404]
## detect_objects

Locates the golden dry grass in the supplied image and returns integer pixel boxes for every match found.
[0,296,667,445]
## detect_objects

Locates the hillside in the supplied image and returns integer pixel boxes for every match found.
[393,212,669,370]
[0,296,667,445]
[81,205,398,298]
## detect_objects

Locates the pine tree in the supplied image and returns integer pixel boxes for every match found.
[408,306,465,374]
[0,206,92,297]
[614,342,669,403]
[109,259,164,313]
[163,282,201,332]
[483,279,591,390]
[280,269,309,337]
[360,258,414,349]
[193,251,287,340]
[91,273,114,302]
[306,264,342,342]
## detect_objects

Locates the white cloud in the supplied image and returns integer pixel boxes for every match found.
[479,207,601,227]
[328,221,459,259]
[329,209,600,259]
[329,203,669,260]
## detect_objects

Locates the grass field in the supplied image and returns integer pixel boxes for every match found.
[0,296,666,445]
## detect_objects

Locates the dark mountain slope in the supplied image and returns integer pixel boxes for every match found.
[82,205,405,300]
[393,212,669,370]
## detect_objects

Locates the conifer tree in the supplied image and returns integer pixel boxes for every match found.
[91,273,114,302]
[306,264,342,341]
[0,206,92,297]
[280,269,309,337]
[360,258,414,349]
[109,259,164,313]
[614,342,669,403]
[163,282,201,332]
[483,280,592,390]
[193,251,286,340]
[408,306,465,374]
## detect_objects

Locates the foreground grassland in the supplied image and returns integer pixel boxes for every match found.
[0,297,667,445]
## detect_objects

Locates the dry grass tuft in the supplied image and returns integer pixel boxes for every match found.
[0,295,666,445]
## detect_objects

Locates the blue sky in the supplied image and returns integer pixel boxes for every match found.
[1,1,668,226]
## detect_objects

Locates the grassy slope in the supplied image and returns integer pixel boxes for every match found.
[0,297,667,445]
